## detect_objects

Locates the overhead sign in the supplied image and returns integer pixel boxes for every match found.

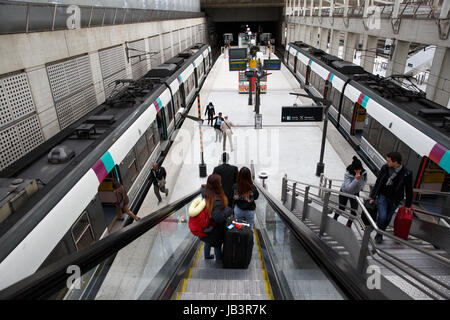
[263,59,281,70]
[229,59,247,71]
[229,48,247,60]
[281,106,323,122]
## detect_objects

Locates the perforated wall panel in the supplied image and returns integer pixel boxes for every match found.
[129,39,149,80]
[163,47,172,62]
[0,73,36,128]
[47,55,93,103]
[0,114,43,170]
[148,35,161,67]
[99,45,126,79]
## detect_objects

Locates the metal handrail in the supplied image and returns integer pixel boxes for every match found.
[318,175,450,222]
[283,177,450,299]
[284,178,450,267]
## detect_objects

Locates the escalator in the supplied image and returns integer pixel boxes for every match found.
[0,184,386,300]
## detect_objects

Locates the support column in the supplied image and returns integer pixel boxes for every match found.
[426,47,450,107]
[385,39,410,77]
[361,34,378,73]
[343,31,357,62]
[299,24,306,42]
[304,25,311,44]
[330,29,340,56]
[311,26,319,47]
[294,23,301,41]
[319,27,329,51]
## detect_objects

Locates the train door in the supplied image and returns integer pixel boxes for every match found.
[294,56,297,74]
[194,67,198,89]
[350,102,366,139]
[305,65,311,85]
[97,165,123,231]
[156,109,167,140]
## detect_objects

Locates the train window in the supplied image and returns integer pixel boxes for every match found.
[136,134,149,169]
[377,127,398,157]
[333,89,340,108]
[363,116,381,146]
[396,140,411,167]
[342,97,354,122]
[39,239,70,270]
[71,211,95,251]
[166,101,174,124]
[127,157,139,184]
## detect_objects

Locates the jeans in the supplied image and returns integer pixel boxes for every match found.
[234,206,255,229]
[203,242,222,260]
[154,179,168,202]
[377,194,399,231]
[215,129,222,142]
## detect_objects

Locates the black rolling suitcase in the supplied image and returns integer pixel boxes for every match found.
[222,220,254,269]
[362,199,378,226]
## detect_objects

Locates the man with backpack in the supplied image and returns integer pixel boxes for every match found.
[369,152,413,243]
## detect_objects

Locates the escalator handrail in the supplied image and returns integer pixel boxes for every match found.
[255,182,387,300]
[0,189,202,300]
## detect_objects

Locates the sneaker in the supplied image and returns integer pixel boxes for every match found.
[157,199,161,205]
[165,190,169,197]
[375,234,383,244]
[205,255,214,259]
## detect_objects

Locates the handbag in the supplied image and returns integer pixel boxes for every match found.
[362,199,378,226]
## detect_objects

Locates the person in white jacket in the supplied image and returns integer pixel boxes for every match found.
[220,116,235,152]
[333,156,367,227]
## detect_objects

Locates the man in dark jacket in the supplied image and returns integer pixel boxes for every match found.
[213,152,238,206]
[151,162,169,204]
[369,152,413,243]
[204,102,215,126]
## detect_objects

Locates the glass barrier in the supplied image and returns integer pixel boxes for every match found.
[255,195,346,300]
[62,202,195,300]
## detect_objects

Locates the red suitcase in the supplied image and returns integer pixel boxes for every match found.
[394,206,413,240]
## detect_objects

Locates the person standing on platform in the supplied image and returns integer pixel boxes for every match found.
[221,115,235,152]
[212,112,224,143]
[113,181,140,221]
[204,102,215,127]
[213,152,238,207]
[151,162,169,205]
[369,152,413,244]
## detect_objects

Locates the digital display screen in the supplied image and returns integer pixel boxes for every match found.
[281,106,323,122]
[229,48,248,60]
[229,59,247,71]
[263,59,281,70]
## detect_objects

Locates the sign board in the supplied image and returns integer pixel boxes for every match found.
[263,59,281,70]
[229,48,247,60]
[255,113,262,129]
[281,106,323,122]
[229,59,247,71]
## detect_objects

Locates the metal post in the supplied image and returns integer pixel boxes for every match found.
[319,191,330,236]
[197,93,207,177]
[291,182,297,211]
[302,186,310,221]
[328,179,332,189]
[281,175,288,204]
[316,82,331,177]
[357,224,373,273]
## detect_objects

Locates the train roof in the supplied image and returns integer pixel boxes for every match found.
[0,43,209,238]
[289,42,450,149]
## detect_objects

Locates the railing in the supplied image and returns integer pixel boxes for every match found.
[281,175,450,300]
[0,0,204,35]
[288,1,441,19]
[318,174,450,225]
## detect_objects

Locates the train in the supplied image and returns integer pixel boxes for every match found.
[0,43,212,290]
[282,41,449,196]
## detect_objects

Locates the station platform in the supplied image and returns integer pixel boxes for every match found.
[93,49,379,299]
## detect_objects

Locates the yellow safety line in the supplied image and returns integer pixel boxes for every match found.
[176,242,203,300]
[254,229,274,300]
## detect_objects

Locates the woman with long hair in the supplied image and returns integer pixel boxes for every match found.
[232,167,259,228]
[201,174,232,260]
